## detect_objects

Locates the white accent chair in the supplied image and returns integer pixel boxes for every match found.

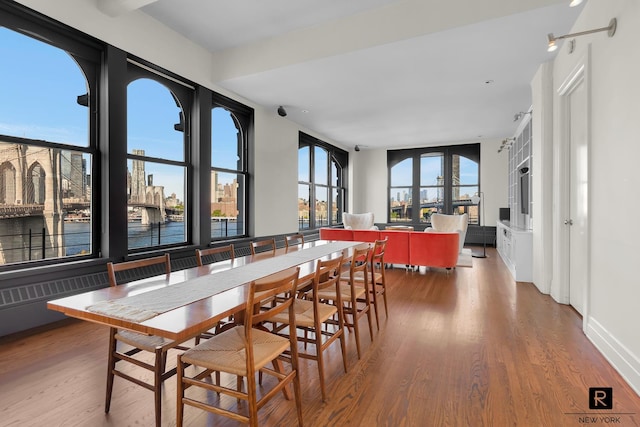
[343,212,378,230]
[425,213,468,254]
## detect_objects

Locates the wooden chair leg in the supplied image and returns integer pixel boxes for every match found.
[370,283,380,330]
[176,355,185,427]
[314,323,327,402]
[366,303,375,342]
[105,328,117,413]
[349,306,362,359]
[154,349,163,427]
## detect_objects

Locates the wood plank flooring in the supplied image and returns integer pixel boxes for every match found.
[1,248,639,426]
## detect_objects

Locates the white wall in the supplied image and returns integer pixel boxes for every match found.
[531,62,554,295]
[350,148,387,222]
[545,0,640,394]
[481,139,508,227]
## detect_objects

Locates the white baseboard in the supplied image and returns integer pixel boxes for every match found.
[585,316,640,397]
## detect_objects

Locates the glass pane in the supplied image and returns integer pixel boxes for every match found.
[127,78,184,161]
[454,186,479,224]
[314,146,328,185]
[0,28,89,147]
[298,146,309,182]
[127,160,186,249]
[0,143,92,263]
[314,186,328,228]
[389,187,412,222]
[419,187,444,222]
[331,188,340,223]
[390,158,412,186]
[298,184,310,230]
[420,153,443,186]
[453,155,478,186]
[211,171,244,238]
[212,107,241,170]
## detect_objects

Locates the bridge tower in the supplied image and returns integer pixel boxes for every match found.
[0,141,65,263]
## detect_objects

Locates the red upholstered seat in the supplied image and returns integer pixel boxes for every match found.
[408,232,458,268]
[320,228,353,241]
[379,230,410,265]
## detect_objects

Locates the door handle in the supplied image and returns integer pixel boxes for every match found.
[564,219,574,225]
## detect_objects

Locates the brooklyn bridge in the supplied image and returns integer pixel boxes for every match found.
[0,137,166,264]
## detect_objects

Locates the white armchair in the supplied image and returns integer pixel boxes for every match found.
[425,213,468,254]
[342,212,378,230]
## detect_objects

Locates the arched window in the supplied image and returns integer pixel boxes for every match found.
[298,133,347,229]
[0,24,98,264]
[211,98,250,240]
[388,144,480,224]
[126,74,191,250]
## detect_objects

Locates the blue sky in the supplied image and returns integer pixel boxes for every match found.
[1,26,240,201]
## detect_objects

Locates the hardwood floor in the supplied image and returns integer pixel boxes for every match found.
[1,248,638,426]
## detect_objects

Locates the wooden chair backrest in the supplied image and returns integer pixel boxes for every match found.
[250,238,276,255]
[370,238,387,264]
[107,253,171,287]
[285,234,304,249]
[195,244,235,266]
[312,255,344,304]
[348,246,370,281]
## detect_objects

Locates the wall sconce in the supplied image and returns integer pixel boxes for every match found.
[547,18,617,52]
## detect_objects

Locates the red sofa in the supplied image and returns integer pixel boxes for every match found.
[319,228,459,269]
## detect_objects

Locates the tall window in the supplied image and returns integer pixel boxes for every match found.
[210,94,251,240]
[298,133,347,230]
[0,25,98,265]
[388,144,479,224]
[126,70,192,250]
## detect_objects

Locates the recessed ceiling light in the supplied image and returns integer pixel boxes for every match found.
[301,109,309,113]
[484,79,494,84]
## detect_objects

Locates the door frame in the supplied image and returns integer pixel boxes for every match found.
[553,49,591,331]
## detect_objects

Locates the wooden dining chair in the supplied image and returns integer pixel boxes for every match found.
[195,243,234,266]
[105,253,187,427]
[285,233,304,249]
[250,238,277,255]
[268,254,348,401]
[176,268,304,427]
[344,238,389,330]
[317,245,374,359]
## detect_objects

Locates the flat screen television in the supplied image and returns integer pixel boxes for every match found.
[520,169,529,215]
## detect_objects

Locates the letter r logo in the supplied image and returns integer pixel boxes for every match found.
[589,387,613,409]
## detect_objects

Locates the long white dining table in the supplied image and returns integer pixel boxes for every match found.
[47,240,365,342]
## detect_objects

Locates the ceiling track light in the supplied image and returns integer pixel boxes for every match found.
[498,137,516,153]
[547,18,617,52]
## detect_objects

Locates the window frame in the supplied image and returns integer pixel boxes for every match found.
[298,132,348,230]
[125,60,194,253]
[387,143,480,225]
[0,6,101,268]
[210,92,252,241]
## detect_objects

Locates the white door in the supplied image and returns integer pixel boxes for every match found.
[568,78,589,315]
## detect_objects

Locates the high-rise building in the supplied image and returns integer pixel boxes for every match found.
[130,149,146,203]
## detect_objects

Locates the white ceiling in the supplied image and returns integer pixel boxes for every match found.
[132,0,584,150]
